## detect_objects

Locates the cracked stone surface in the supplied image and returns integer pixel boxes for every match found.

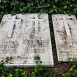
[52,14,77,61]
[0,14,54,67]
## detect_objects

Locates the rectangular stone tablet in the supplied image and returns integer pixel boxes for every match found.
[0,14,54,67]
[52,14,77,61]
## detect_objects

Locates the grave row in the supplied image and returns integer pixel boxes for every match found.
[0,14,77,67]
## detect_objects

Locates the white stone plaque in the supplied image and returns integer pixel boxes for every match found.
[0,14,54,67]
[52,14,77,61]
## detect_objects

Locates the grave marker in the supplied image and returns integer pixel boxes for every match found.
[0,14,54,67]
[52,14,77,61]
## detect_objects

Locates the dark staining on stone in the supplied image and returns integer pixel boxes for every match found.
[27,40,48,48]
[38,26,41,32]
[69,27,72,34]
[70,45,72,47]
[36,40,43,47]
[30,33,34,39]
[59,33,63,39]
[68,23,72,35]
[36,40,40,44]
[23,61,27,64]
[59,18,63,20]
[13,24,16,29]
[57,30,61,33]
[1,21,6,26]
[63,22,67,37]
[21,19,23,22]
[64,42,67,45]
[34,49,40,53]
[69,18,73,20]
[18,56,20,58]
[30,27,35,39]
[11,24,16,37]
[16,16,19,19]
[43,27,48,30]
[26,25,28,27]
[63,30,67,39]
[38,17,42,19]
[56,18,57,21]
[10,62,13,64]
[27,40,35,47]
[33,22,35,27]
[33,17,35,19]
[44,19,46,22]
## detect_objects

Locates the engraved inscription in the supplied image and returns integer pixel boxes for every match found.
[26,40,49,48]
[0,40,17,52]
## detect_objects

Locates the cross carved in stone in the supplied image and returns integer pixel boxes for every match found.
[29,15,44,37]
[57,16,71,38]
[5,16,21,38]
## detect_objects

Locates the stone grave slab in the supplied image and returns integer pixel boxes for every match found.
[52,14,77,61]
[0,14,54,67]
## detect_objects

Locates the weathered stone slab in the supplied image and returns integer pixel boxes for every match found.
[0,14,54,67]
[52,14,77,61]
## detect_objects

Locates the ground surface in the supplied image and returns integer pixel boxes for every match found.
[22,54,70,77]
[51,54,70,77]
